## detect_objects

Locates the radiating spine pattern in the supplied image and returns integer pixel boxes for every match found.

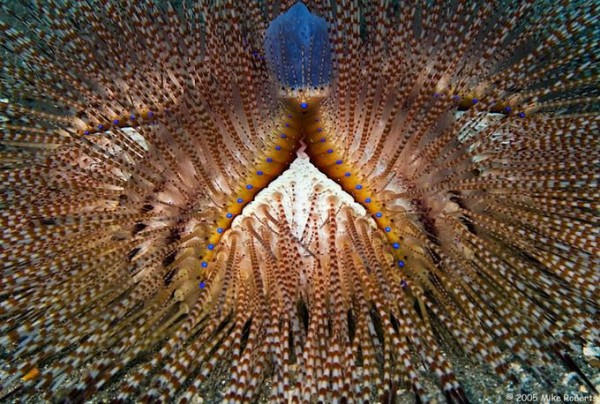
[0,0,598,402]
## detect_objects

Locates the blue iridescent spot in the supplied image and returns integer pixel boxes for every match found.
[453,95,460,100]
[505,106,512,113]
[84,130,90,135]
[207,244,215,250]
[148,111,154,117]
[384,227,391,232]
[266,157,273,163]
[256,170,264,176]
[113,119,120,125]
[344,172,351,177]
[226,213,233,218]
[327,149,333,153]
[98,124,104,130]
[237,198,244,203]
[392,242,400,249]
[275,145,282,151]
[199,281,206,289]
[130,115,136,120]
[300,102,308,109]
[246,184,253,190]
[285,123,290,127]
[398,260,405,268]
[472,98,478,104]
[317,128,322,132]
[280,133,287,139]
[375,212,382,218]
[355,184,363,190]
[336,160,343,165]
[518,112,525,118]
[201,261,208,268]
[217,228,224,234]
[320,138,326,142]
[401,279,407,288]
[365,198,371,203]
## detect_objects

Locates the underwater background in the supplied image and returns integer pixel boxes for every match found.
[0,0,598,402]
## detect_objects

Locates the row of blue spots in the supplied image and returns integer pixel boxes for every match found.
[266,130,289,161]
[364,203,406,269]
[370,204,408,276]
[201,209,239,271]
[317,119,409,289]
[378,205,406,274]
[310,111,407,287]
[319,135,405,271]
[83,112,156,135]
[374,212,405,265]
[199,117,295,288]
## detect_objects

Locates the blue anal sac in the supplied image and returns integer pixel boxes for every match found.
[264,2,332,89]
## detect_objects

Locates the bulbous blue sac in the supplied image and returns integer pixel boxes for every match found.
[264,2,332,89]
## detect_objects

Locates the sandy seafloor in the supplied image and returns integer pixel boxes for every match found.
[1,341,598,403]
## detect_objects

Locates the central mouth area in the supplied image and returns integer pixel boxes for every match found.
[231,149,370,252]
